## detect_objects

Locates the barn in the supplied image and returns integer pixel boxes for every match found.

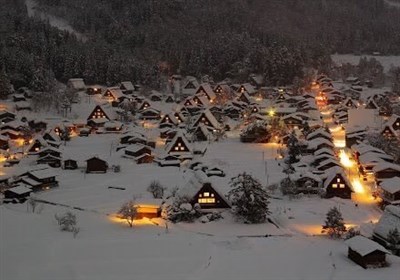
[345,236,389,269]
[323,168,353,199]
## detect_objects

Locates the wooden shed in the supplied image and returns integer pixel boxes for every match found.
[345,236,389,269]
[134,199,163,219]
[86,157,108,173]
[3,185,32,203]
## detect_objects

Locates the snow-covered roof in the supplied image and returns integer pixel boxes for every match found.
[307,138,334,149]
[6,185,32,195]
[120,81,135,91]
[105,87,126,100]
[194,109,221,130]
[359,152,393,165]
[307,129,332,140]
[345,236,389,256]
[196,83,216,100]
[380,177,400,194]
[373,162,400,173]
[314,148,335,157]
[374,205,400,240]
[68,78,86,89]
[323,167,351,189]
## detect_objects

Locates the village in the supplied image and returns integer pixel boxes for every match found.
[1,70,400,279]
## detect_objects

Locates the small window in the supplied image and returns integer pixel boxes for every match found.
[339,184,345,188]
[332,184,338,188]
[337,178,340,182]
[204,192,209,197]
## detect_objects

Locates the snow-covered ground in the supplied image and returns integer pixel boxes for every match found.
[384,0,400,8]
[1,204,399,280]
[331,54,400,73]
[25,0,87,42]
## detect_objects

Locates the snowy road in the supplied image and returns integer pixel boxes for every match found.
[25,0,87,42]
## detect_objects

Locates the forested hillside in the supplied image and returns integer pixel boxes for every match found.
[1,0,400,97]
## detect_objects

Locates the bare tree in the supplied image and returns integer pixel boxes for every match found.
[118,200,138,228]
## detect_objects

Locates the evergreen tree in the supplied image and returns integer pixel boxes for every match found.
[322,206,347,238]
[0,67,12,99]
[228,172,270,224]
[286,131,301,164]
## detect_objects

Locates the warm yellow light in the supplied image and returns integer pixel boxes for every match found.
[333,140,346,148]
[339,150,354,168]
[268,109,275,117]
[351,179,365,194]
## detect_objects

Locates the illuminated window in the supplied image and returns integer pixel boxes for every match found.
[204,192,209,197]
[339,184,345,188]
[332,184,338,188]
[175,147,179,151]
[337,178,340,182]
[198,198,215,204]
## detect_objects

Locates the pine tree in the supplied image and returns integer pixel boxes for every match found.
[0,67,12,99]
[228,172,270,224]
[286,131,301,164]
[322,206,347,238]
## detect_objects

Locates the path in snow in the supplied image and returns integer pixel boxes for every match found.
[25,0,87,42]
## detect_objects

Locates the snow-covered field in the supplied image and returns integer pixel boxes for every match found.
[331,54,400,73]
[2,130,399,279]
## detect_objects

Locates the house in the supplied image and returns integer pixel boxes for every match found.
[87,105,112,121]
[191,182,230,209]
[43,130,61,143]
[135,153,154,164]
[373,205,400,255]
[373,162,400,181]
[344,97,358,108]
[282,114,303,130]
[17,168,58,191]
[316,158,341,171]
[149,91,163,101]
[120,81,135,94]
[13,93,26,102]
[124,144,152,158]
[193,124,213,142]
[138,100,151,111]
[155,154,181,167]
[37,154,62,168]
[165,95,174,103]
[103,87,126,103]
[27,136,48,154]
[386,114,400,131]
[307,128,332,142]
[192,95,210,107]
[0,135,9,150]
[139,108,161,120]
[63,159,78,170]
[323,168,353,199]
[28,119,47,132]
[237,91,251,104]
[86,157,108,173]
[86,86,102,95]
[293,172,322,194]
[159,113,178,128]
[195,83,216,102]
[237,83,256,95]
[379,177,400,206]
[165,132,192,158]
[67,78,86,91]
[134,198,163,219]
[381,125,397,139]
[15,101,31,111]
[345,236,389,269]
[307,138,334,152]
[3,185,32,203]
[192,110,221,132]
[365,99,379,110]
[0,110,16,124]
[103,121,123,133]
